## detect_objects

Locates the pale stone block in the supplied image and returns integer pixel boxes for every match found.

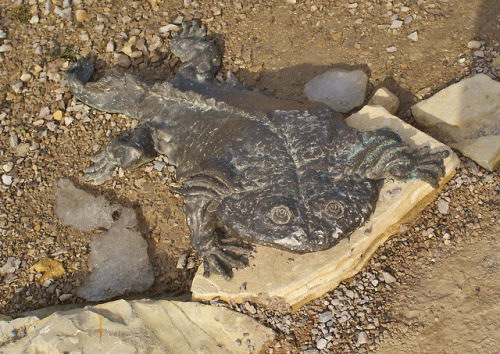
[191,106,459,312]
[0,299,275,353]
[368,87,400,114]
[411,74,499,170]
[451,135,500,171]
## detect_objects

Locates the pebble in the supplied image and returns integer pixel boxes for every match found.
[390,20,403,29]
[404,15,413,24]
[467,40,482,49]
[159,24,180,33]
[106,40,115,52]
[318,310,333,323]
[20,73,32,82]
[0,257,21,275]
[2,162,13,173]
[386,46,397,53]
[382,271,397,283]
[11,82,23,94]
[0,44,12,52]
[357,331,368,345]
[0,29,6,39]
[29,14,40,24]
[437,199,449,214]
[316,338,328,350]
[474,50,485,58]
[407,31,418,42]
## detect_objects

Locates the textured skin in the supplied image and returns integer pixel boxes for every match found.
[66,21,449,279]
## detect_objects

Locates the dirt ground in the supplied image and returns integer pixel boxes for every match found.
[0,0,498,352]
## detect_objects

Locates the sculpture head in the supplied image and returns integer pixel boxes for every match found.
[216,177,380,252]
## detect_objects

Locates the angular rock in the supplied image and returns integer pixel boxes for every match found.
[411,74,500,171]
[191,106,459,311]
[55,179,154,301]
[368,87,400,114]
[0,299,275,353]
[305,69,368,113]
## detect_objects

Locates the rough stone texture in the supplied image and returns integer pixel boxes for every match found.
[411,74,500,171]
[368,87,400,114]
[191,106,459,311]
[55,179,154,301]
[305,69,368,113]
[0,299,275,353]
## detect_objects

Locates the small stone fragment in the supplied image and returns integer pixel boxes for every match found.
[1,174,12,186]
[386,46,397,53]
[0,257,21,275]
[11,82,23,94]
[316,338,328,350]
[407,31,418,42]
[20,73,32,82]
[159,24,180,33]
[467,40,482,49]
[15,143,30,157]
[437,199,449,214]
[368,87,399,114]
[357,331,368,344]
[106,40,115,52]
[305,69,368,113]
[382,271,397,283]
[318,310,333,323]
[390,20,403,29]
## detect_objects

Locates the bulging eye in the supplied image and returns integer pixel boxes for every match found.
[269,205,292,225]
[323,200,344,219]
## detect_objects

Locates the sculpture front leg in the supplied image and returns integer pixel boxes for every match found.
[83,125,157,185]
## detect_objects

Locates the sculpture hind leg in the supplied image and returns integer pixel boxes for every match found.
[170,20,222,83]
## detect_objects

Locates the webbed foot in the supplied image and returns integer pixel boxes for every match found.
[199,238,252,280]
[83,149,119,185]
[390,146,450,188]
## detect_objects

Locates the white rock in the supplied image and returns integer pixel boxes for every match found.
[55,179,154,301]
[407,31,418,42]
[390,20,403,29]
[317,338,328,350]
[368,87,399,114]
[0,300,276,353]
[382,271,397,283]
[159,24,180,33]
[437,199,449,214]
[386,46,397,53]
[467,40,482,49]
[106,40,115,52]
[2,162,13,173]
[11,82,22,94]
[411,74,500,171]
[20,73,32,82]
[305,69,368,113]
[29,14,39,24]
[0,29,6,39]
[404,15,413,24]
[0,44,12,52]
[357,331,369,344]
[1,174,13,186]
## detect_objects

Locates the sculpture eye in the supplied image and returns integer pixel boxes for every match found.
[269,205,292,225]
[323,200,344,219]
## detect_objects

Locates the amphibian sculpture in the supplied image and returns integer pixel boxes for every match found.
[66,21,448,279]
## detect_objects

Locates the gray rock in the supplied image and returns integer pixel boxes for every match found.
[55,179,154,301]
[0,257,21,275]
[382,271,397,284]
[318,310,333,323]
[357,331,368,344]
[305,69,368,113]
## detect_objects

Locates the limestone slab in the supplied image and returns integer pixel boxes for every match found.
[411,74,500,170]
[191,105,459,312]
[0,299,275,353]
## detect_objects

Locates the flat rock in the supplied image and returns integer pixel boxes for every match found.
[411,74,500,171]
[191,105,459,311]
[305,69,368,113]
[368,87,400,114]
[0,299,275,353]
